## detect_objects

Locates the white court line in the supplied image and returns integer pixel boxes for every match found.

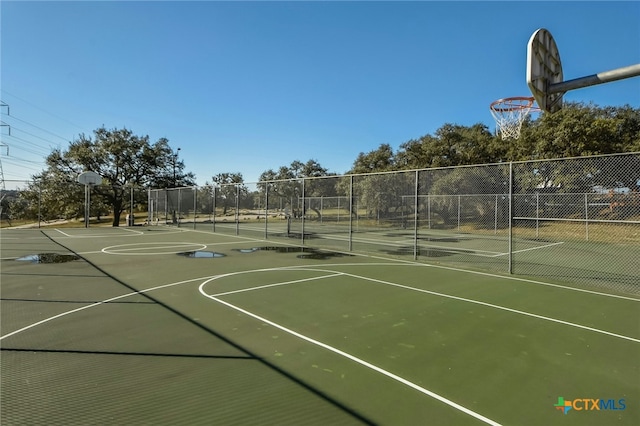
[196,266,639,423]
[491,241,565,257]
[170,226,640,302]
[308,255,640,302]
[212,273,343,297]
[53,228,144,238]
[5,258,634,345]
[200,281,503,426]
[338,270,640,343]
[48,223,640,301]
[0,276,208,341]
[101,242,207,255]
[0,266,329,341]
[323,234,567,258]
[3,260,636,424]
[319,234,507,258]
[200,267,640,343]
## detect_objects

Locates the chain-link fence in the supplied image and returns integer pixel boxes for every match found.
[3,153,638,293]
[1,179,149,228]
[150,153,638,293]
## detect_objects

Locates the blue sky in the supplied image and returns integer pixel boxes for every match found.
[1,1,639,186]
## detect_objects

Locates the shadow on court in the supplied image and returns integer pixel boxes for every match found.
[1,230,374,425]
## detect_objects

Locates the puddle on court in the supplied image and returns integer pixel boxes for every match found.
[297,252,352,260]
[381,246,476,258]
[16,253,80,264]
[177,251,226,258]
[418,237,461,243]
[236,248,259,253]
[274,232,318,239]
[234,246,353,260]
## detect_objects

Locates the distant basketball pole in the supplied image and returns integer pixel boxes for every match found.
[77,171,102,228]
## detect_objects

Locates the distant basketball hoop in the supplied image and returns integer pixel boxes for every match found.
[489,96,540,140]
[77,171,102,186]
[77,171,102,228]
[490,28,639,140]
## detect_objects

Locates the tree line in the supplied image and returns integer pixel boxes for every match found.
[3,102,639,226]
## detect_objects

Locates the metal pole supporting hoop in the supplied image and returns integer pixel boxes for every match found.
[489,96,540,140]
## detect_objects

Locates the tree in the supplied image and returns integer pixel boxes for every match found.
[150,144,196,189]
[37,127,193,226]
[210,172,248,214]
[428,166,509,227]
[396,123,497,169]
[512,102,640,160]
[349,144,396,174]
[258,159,333,217]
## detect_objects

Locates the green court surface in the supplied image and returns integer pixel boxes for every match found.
[1,227,638,425]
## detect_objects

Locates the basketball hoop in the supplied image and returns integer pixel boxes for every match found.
[490,96,540,140]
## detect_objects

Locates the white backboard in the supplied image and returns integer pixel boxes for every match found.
[527,28,564,113]
[77,171,102,186]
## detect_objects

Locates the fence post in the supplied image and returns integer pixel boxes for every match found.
[130,186,134,226]
[585,192,589,241]
[235,185,239,236]
[428,193,431,229]
[536,192,540,238]
[301,179,306,246]
[414,170,419,260]
[349,175,353,252]
[264,183,269,239]
[508,162,514,274]
[193,185,197,230]
[494,194,498,234]
[212,186,216,233]
[457,194,461,231]
[177,188,182,227]
[38,181,42,229]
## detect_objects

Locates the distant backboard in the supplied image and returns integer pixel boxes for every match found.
[77,171,102,186]
[527,28,564,113]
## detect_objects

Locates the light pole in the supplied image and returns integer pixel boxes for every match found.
[172,147,181,188]
[171,147,180,224]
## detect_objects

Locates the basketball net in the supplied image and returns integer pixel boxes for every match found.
[490,97,539,140]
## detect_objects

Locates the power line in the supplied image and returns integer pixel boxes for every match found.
[6,124,62,148]
[2,157,44,171]
[0,90,87,132]
[2,134,52,156]
[3,113,72,143]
